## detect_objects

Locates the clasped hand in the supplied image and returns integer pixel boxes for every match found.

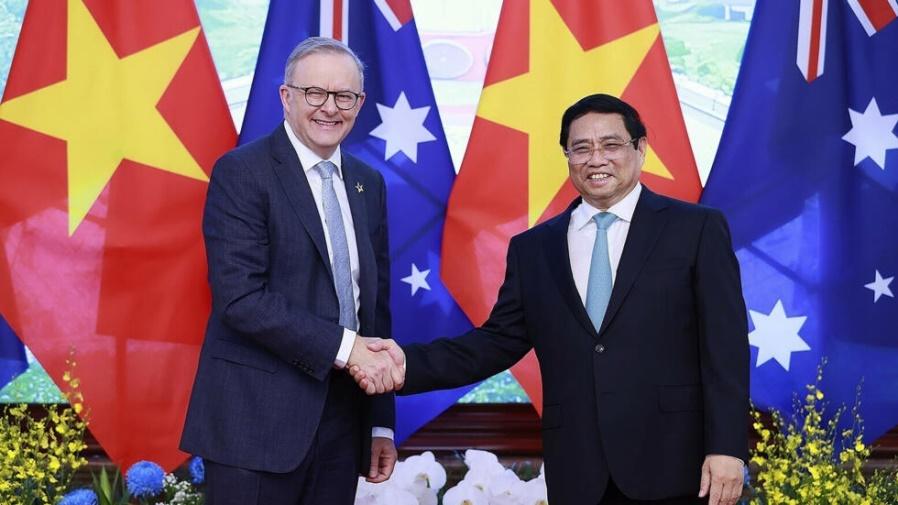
[346,336,406,395]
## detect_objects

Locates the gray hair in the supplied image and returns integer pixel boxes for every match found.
[284,37,365,90]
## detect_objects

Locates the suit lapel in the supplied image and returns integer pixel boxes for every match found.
[543,200,601,339]
[269,126,333,279]
[598,188,670,336]
[342,155,377,333]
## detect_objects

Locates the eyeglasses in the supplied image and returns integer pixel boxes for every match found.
[564,138,641,165]
[285,84,363,110]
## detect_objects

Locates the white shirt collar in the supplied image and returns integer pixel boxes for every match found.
[571,183,643,231]
[283,120,344,180]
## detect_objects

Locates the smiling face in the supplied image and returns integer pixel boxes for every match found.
[566,112,645,210]
[279,51,365,159]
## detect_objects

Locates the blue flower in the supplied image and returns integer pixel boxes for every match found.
[125,460,165,498]
[59,488,98,505]
[188,456,205,485]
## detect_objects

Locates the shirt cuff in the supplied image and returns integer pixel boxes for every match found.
[333,328,356,369]
[708,454,745,466]
[372,427,394,440]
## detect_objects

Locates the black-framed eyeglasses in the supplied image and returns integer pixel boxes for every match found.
[564,137,641,164]
[285,84,363,110]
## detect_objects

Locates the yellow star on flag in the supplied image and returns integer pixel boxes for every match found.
[0,0,208,235]
[477,0,671,225]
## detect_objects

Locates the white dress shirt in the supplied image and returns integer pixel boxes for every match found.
[284,122,360,365]
[284,122,393,440]
[568,183,642,304]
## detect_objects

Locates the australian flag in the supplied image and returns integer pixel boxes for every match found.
[702,0,898,441]
[239,0,475,442]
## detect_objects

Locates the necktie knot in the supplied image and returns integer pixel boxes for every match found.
[315,160,337,180]
[593,212,618,231]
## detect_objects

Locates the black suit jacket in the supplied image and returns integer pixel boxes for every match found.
[402,188,748,505]
[181,125,393,473]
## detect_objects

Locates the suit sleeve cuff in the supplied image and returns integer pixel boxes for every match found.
[333,329,356,369]
[372,427,394,440]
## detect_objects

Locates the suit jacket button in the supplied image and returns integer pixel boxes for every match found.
[594,343,605,354]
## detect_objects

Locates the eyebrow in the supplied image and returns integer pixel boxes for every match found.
[569,135,626,147]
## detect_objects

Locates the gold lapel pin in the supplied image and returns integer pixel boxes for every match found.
[355,182,364,193]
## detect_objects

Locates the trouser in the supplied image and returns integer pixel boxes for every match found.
[206,373,363,505]
[600,478,709,505]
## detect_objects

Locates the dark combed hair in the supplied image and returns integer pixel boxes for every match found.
[559,94,647,148]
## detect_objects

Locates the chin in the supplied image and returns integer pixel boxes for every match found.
[311,136,342,150]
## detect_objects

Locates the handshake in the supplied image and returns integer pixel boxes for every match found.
[345,336,406,395]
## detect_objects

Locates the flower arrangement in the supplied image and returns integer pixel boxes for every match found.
[58,457,205,505]
[0,353,88,505]
[355,449,547,505]
[746,364,898,504]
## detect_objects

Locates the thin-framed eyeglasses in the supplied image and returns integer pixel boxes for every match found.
[564,137,641,164]
[285,84,363,110]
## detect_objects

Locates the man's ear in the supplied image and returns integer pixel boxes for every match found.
[278,85,291,112]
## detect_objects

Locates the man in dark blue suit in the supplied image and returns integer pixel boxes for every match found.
[357,94,749,505]
[181,37,402,505]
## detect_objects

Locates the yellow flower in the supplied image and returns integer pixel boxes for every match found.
[0,360,89,502]
[806,441,819,455]
[747,363,898,504]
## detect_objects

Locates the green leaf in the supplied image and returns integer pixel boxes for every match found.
[90,474,108,505]
[91,467,116,505]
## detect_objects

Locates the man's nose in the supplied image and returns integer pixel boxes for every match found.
[586,148,609,165]
[319,93,339,113]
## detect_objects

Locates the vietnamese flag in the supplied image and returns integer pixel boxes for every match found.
[442,0,701,413]
[0,0,235,469]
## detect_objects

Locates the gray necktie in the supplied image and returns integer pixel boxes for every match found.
[314,161,357,331]
[585,212,618,332]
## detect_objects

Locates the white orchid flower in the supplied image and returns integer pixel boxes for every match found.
[354,474,418,505]
[464,449,500,469]
[487,468,524,505]
[355,476,381,505]
[394,451,448,492]
[460,466,495,493]
[461,450,506,492]
[415,488,438,505]
[442,480,489,505]
[375,485,419,505]
[518,476,549,505]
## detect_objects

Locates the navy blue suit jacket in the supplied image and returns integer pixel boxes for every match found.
[402,188,749,505]
[181,125,393,473]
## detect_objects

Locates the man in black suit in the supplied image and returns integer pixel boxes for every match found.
[356,94,749,505]
[181,37,403,505]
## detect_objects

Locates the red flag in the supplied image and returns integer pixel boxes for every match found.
[0,0,235,469]
[442,0,700,413]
